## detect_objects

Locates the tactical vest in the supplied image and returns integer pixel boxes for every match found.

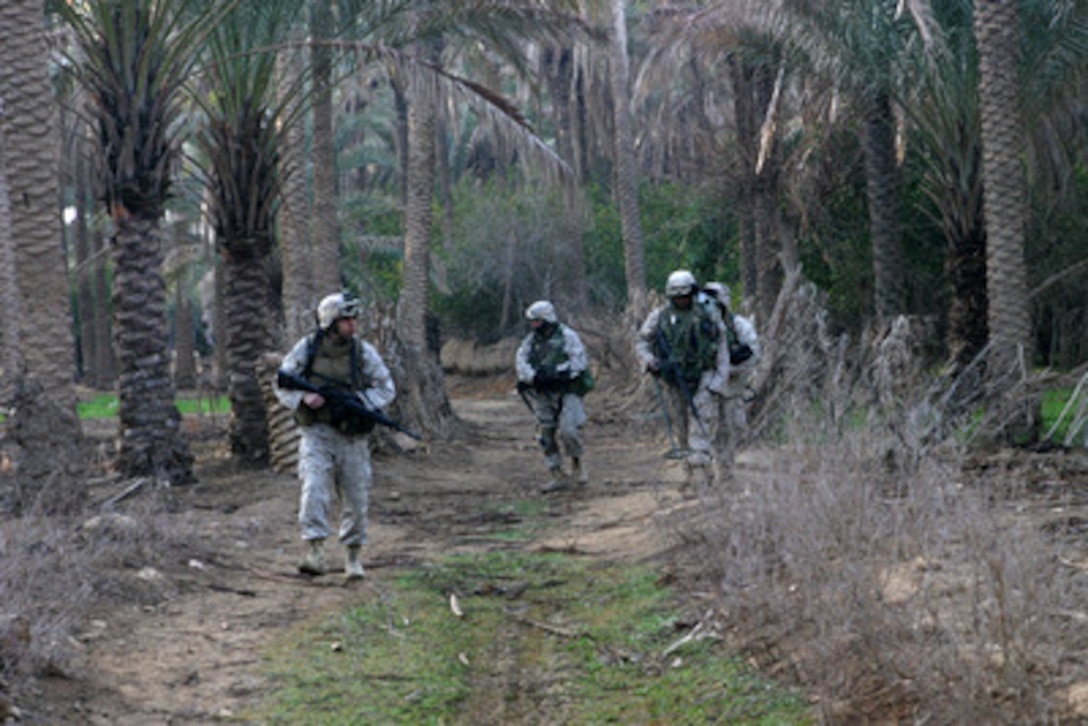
[528,323,570,371]
[655,304,719,386]
[293,331,372,433]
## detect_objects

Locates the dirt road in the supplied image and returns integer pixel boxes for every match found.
[28,383,691,724]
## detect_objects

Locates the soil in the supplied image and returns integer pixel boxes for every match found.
[19,376,698,725]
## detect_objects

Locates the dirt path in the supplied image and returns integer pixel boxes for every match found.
[30,385,694,725]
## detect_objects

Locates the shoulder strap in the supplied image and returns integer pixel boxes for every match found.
[302,330,323,378]
[350,338,363,390]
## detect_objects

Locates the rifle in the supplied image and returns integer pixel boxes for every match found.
[277,370,423,441]
[651,374,689,459]
[653,327,709,438]
[515,380,536,415]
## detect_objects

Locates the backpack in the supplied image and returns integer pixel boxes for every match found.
[569,368,595,396]
[724,316,754,365]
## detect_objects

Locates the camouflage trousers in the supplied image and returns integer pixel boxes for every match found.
[531,390,586,469]
[661,372,719,470]
[297,423,372,546]
[714,377,751,480]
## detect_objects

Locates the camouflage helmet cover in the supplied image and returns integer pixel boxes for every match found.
[702,281,730,303]
[665,269,697,297]
[525,300,558,324]
[317,292,360,329]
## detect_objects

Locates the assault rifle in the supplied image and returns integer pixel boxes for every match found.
[653,327,708,438]
[277,370,423,440]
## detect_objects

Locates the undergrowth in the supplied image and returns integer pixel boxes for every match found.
[248,551,811,724]
[676,307,1088,723]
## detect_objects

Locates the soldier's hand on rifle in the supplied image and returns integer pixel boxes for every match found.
[533,365,556,387]
[302,392,325,409]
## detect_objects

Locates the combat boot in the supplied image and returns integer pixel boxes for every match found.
[298,539,327,576]
[690,465,712,497]
[572,457,589,485]
[540,465,568,493]
[345,545,366,580]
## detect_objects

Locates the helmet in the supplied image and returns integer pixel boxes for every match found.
[665,270,697,297]
[702,281,729,303]
[316,292,360,329]
[525,300,558,324]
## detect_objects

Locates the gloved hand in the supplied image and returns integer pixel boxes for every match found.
[707,374,729,397]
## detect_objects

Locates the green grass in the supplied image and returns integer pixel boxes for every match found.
[1041,386,1085,443]
[245,551,812,725]
[74,392,229,419]
[0,392,230,423]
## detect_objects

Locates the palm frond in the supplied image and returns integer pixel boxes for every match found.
[54,0,233,217]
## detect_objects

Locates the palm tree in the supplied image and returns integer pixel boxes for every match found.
[974,0,1031,378]
[55,0,225,485]
[634,2,788,319]
[784,0,942,325]
[336,1,584,434]
[607,0,647,311]
[906,1,988,370]
[1,0,85,512]
[191,0,305,464]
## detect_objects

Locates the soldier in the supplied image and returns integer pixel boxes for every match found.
[515,300,593,492]
[702,282,761,481]
[636,270,730,494]
[273,292,395,579]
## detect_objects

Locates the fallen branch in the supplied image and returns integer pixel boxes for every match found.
[514,616,583,639]
[663,621,705,656]
[207,583,258,598]
[99,477,153,508]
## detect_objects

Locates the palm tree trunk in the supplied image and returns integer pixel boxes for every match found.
[397,83,435,353]
[174,276,197,390]
[392,60,455,439]
[865,90,906,324]
[391,71,410,205]
[278,46,315,342]
[609,0,646,311]
[92,225,115,387]
[545,43,587,311]
[74,139,96,383]
[0,121,21,394]
[731,54,765,309]
[975,0,1032,374]
[112,216,193,483]
[947,207,988,370]
[571,43,590,184]
[310,0,341,296]
[1,0,86,512]
[222,241,273,464]
[750,63,785,325]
